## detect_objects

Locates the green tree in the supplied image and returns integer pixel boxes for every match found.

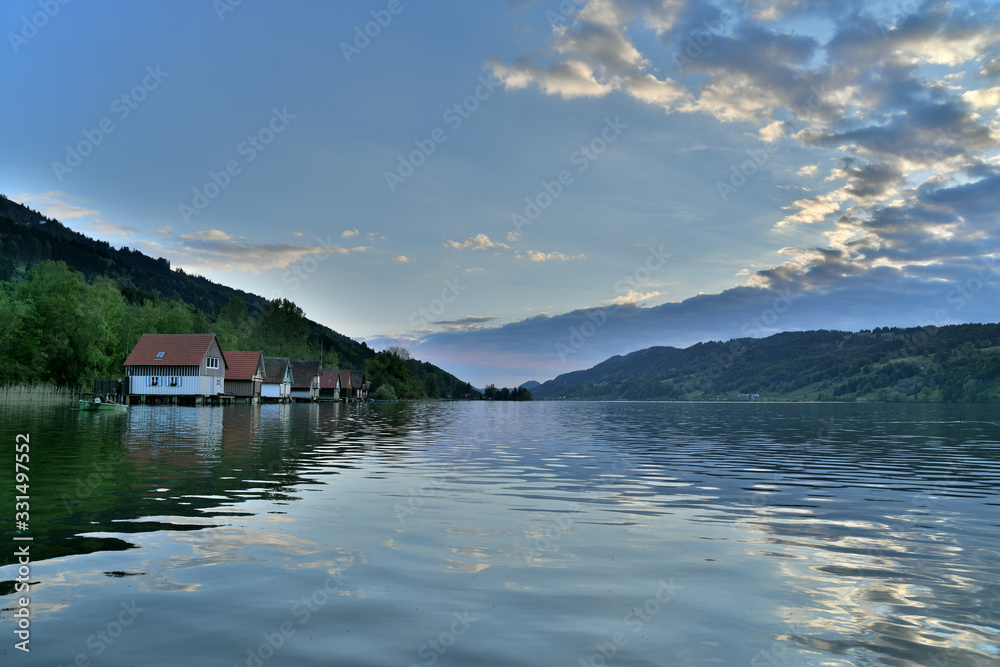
[373,384,397,401]
[215,296,258,350]
[0,282,31,383]
[15,261,116,386]
[364,347,419,399]
[258,298,312,359]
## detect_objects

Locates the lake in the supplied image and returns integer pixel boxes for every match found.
[1,401,998,666]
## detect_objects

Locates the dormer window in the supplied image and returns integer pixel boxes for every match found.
[155,352,165,360]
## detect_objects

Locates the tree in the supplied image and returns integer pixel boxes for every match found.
[214,296,257,350]
[373,384,397,401]
[14,261,119,386]
[258,298,312,359]
[424,375,439,399]
[386,345,410,360]
[364,348,419,399]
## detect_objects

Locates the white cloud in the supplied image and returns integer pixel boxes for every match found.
[12,191,98,220]
[179,229,234,241]
[489,58,613,99]
[444,234,512,251]
[607,289,660,305]
[84,219,138,237]
[517,250,586,262]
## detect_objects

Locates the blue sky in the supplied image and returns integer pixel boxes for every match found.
[3,0,1000,387]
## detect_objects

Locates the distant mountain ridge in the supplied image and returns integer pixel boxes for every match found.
[533,325,1000,402]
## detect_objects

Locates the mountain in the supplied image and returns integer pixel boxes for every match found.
[0,194,469,393]
[533,325,1000,403]
[519,380,541,390]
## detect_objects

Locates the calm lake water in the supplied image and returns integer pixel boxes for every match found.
[1,401,998,666]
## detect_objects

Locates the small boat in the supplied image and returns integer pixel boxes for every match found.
[75,399,128,412]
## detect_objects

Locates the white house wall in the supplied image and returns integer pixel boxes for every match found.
[130,375,198,396]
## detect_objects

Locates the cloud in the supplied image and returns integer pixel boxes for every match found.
[444,233,512,251]
[432,0,1000,385]
[342,229,359,238]
[409,268,1000,386]
[391,255,411,263]
[83,219,139,237]
[142,229,369,274]
[434,316,500,331]
[445,233,586,263]
[607,289,660,305]
[489,58,614,99]
[517,250,586,261]
[12,191,98,220]
[179,229,234,241]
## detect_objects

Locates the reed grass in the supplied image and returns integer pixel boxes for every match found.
[0,383,82,402]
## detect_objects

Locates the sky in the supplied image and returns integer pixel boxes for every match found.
[3,0,1000,388]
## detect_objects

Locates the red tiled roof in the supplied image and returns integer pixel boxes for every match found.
[222,351,263,381]
[320,370,340,388]
[124,334,226,368]
[338,370,352,389]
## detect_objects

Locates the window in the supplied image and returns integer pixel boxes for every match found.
[155,351,165,360]
[150,376,159,387]
[206,356,220,369]
[169,377,179,387]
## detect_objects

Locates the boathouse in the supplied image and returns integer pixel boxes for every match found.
[351,370,367,401]
[334,370,367,401]
[336,370,354,401]
[291,361,322,402]
[319,370,341,401]
[124,333,227,404]
[261,357,292,402]
[222,351,264,402]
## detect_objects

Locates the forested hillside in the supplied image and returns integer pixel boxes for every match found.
[0,195,470,398]
[534,325,1000,402]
